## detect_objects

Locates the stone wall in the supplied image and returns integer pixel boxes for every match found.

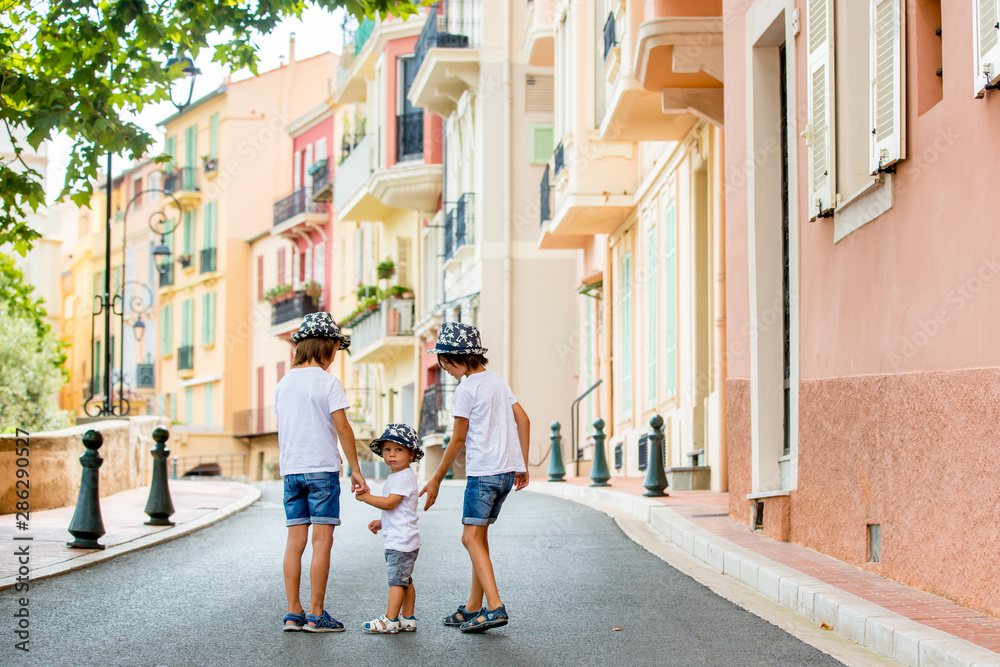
[0,417,168,513]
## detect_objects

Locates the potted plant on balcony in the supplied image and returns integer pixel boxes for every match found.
[177,253,193,269]
[376,257,396,281]
[356,283,379,300]
[304,280,323,302]
[387,285,413,299]
[202,154,218,174]
[264,284,294,305]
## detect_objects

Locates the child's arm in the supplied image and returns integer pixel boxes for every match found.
[419,416,469,511]
[368,519,382,535]
[333,409,368,494]
[512,402,531,490]
[355,491,405,511]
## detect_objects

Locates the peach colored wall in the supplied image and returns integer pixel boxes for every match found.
[644,0,722,20]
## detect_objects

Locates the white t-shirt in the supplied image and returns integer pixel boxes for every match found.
[451,369,526,477]
[381,468,420,552]
[273,367,351,475]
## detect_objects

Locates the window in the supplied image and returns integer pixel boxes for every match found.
[664,199,677,399]
[975,0,1000,95]
[646,221,658,407]
[293,150,302,191]
[148,172,161,201]
[528,124,555,164]
[132,175,143,207]
[201,292,216,345]
[161,304,173,354]
[620,252,632,417]
[316,137,328,162]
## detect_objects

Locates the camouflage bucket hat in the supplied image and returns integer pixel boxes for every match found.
[369,423,424,461]
[291,312,351,350]
[426,322,488,355]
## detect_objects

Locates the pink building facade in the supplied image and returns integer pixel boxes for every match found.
[724,0,1000,616]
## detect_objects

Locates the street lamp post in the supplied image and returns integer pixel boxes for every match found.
[83,58,198,419]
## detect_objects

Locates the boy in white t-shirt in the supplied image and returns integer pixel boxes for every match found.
[275,313,368,633]
[354,423,424,634]
[420,323,531,633]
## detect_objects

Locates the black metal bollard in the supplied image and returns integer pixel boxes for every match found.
[589,418,611,487]
[643,415,669,497]
[144,426,176,526]
[547,421,566,482]
[67,430,107,549]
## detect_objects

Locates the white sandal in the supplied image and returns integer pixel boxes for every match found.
[362,615,400,634]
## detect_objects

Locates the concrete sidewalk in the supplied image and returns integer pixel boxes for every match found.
[0,479,260,590]
[530,477,1000,667]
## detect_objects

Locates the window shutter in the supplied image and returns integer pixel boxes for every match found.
[528,124,555,164]
[806,0,836,218]
[870,0,906,174]
[975,0,1000,96]
[257,255,264,300]
[161,304,172,353]
[202,292,215,345]
[397,236,411,287]
[204,383,214,426]
[209,113,219,160]
[201,293,208,344]
[203,201,216,249]
[183,211,195,255]
[182,299,193,347]
[277,248,286,285]
[525,75,555,113]
[293,151,302,191]
[164,137,176,169]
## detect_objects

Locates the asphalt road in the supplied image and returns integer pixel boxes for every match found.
[6,482,844,666]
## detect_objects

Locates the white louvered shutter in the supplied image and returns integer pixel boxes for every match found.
[870,0,906,174]
[807,0,835,219]
[975,0,1000,96]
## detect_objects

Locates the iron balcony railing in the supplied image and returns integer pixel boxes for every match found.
[177,345,194,371]
[397,111,424,161]
[444,192,474,261]
[419,382,451,438]
[136,363,155,388]
[310,159,333,202]
[413,1,480,74]
[200,247,216,274]
[540,163,551,226]
[554,141,565,175]
[273,188,327,226]
[272,292,320,327]
[158,264,174,288]
[163,166,199,193]
[349,298,415,353]
[603,12,617,59]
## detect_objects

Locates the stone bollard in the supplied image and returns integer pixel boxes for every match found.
[642,415,669,497]
[589,418,611,487]
[144,426,176,526]
[67,430,107,549]
[547,421,566,482]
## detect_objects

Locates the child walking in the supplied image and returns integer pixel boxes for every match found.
[419,322,531,633]
[275,312,368,633]
[354,423,424,634]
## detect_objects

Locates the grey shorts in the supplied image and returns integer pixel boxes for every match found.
[385,548,419,588]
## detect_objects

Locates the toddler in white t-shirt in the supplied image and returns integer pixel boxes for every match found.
[354,423,424,634]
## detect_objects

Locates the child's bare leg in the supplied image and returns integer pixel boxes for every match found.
[386,585,406,619]
[283,525,309,624]
[462,524,501,611]
[401,582,416,617]
[308,524,335,617]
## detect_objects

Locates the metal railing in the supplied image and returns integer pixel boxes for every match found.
[444,192,474,261]
[273,188,327,226]
[199,247,216,273]
[396,111,424,161]
[349,298,415,352]
[136,363,155,388]
[163,167,199,193]
[271,292,320,326]
[310,159,332,201]
[419,382,451,437]
[540,163,551,226]
[158,265,174,288]
[554,141,565,175]
[177,345,193,371]
[603,12,617,59]
[413,1,480,74]
[172,453,247,479]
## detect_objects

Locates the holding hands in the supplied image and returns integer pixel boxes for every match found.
[351,470,369,495]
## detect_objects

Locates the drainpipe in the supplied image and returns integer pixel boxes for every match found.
[502,0,513,383]
[712,127,728,491]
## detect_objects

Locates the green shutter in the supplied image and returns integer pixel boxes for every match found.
[204,383,214,426]
[209,113,219,160]
[664,201,677,399]
[161,304,173,353]
[170,391,177,422]
[185,125,197,167]
[529,124,555,164]
[183,211,195,256]
[647,224,658,407]
[185,387,193,424]
[203,201,216,250]
[165,136,176,168]
[202,292,215,345]
[621,253,632,416]
[181,298,193,347]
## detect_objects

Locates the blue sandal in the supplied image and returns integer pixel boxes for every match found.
[443,605,477,626]
[282,612,306,632]
[460,604,508,633]
[303,610,345,633]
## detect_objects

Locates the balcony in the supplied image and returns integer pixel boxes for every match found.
[408,1,481,117]
[444,192,474,263]
[419,382,451,439]
[347,298,415,365]
[136,363,155,388]
[333,135,392,222]
[310,159,333,203]
[269,292,320,336]
[523,0,555,66]
[162,167,201,210]
[158,265,174,288]
[600,4,723,142]
[177,345,194,373]
[335,16,426,106]
[396,111,424,162]
[199,247,216,274]
[272,188,329,237]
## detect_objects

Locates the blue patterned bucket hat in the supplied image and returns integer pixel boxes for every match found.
[291,312,351,350]
[369,423,424,461]
[426,322,488,355]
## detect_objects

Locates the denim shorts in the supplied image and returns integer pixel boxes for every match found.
[462,472,515,526]
[385,548,419,588]
[283,472,341,527]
